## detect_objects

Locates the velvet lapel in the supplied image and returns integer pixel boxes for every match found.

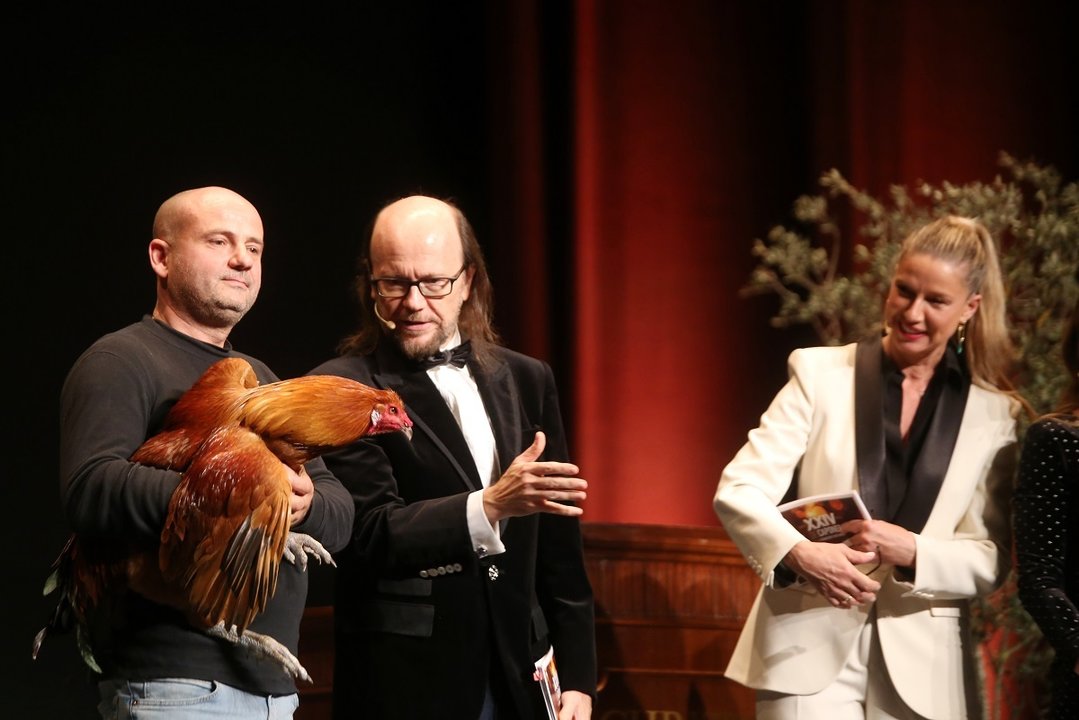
[891,373,970,532]
[371,346,482,493]
[854,338,887,520]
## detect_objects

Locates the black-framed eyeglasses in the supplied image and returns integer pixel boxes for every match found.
[371,265,467,299]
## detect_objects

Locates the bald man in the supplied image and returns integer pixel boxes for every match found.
[310,195,597,719]
[58,187,354,718]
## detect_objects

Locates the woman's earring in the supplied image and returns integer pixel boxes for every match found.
[956,321,966,355]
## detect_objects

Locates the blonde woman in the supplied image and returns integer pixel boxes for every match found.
[715,216,1020,719]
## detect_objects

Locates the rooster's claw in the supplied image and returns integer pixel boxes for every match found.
[282,532,335,571]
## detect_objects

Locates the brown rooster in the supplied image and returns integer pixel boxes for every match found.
[34,357,412,682]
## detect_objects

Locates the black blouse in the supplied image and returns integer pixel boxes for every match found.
[874,345,967,527]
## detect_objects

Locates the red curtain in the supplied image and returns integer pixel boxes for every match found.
[488,0,1076,526]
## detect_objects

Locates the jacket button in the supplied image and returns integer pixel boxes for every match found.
[437,566,447,575]
[419,570,429,578]
[453,563,463,572]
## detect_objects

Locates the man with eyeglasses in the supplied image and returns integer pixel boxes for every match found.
[308,195,597,719]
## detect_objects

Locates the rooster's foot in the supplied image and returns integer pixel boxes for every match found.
[283,532,335,571]
[206,622,312,683]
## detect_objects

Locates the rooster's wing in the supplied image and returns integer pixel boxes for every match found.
[132,357,258,470]
[156,425,292,633]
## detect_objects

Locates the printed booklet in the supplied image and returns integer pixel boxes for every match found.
[778,490,871,544]
[533,645,561,720]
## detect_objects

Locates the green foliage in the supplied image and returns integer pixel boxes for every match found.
[743,151,1079,415]
[744,152,1079,719]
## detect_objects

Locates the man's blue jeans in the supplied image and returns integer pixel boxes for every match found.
[97,678,299,719]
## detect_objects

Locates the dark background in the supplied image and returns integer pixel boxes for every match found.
[7,5,509,715]
[6,2,1076,716]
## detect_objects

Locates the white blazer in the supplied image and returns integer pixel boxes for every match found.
[714,343,1017,719]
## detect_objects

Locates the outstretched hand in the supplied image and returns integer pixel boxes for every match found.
[783,540,880,607]
[482,431,587,523]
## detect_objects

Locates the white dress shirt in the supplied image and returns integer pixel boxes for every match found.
[426,331,505,557]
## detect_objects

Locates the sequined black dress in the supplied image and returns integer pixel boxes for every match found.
[1015,418,1079,718]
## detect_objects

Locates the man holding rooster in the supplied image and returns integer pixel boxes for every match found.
[56,186,355,718]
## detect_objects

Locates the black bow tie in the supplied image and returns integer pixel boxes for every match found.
[418,341,473,369]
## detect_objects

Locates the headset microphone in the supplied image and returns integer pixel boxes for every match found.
[373,304,396,330]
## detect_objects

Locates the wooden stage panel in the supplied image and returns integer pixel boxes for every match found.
[585,523,757,720]
[296,522,759,720]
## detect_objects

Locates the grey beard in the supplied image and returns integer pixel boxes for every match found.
[397,327,451,361]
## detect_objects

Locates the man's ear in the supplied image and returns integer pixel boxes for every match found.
[460,265,475,302]
[148,239,169,280]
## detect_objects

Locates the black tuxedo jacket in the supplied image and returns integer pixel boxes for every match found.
[310,341,596,719]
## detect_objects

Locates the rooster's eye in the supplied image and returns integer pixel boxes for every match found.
[389,406,398,414]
